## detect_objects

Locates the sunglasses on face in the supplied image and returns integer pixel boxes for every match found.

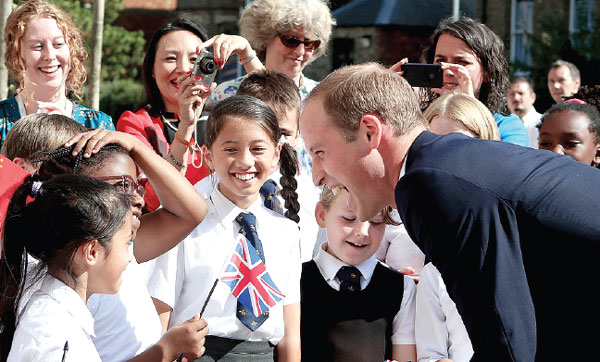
[278,35,321,51]
[97,175,146,198]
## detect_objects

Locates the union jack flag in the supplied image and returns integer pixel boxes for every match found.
[221,234,285,317]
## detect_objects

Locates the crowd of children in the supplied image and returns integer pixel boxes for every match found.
[1,1,600,362]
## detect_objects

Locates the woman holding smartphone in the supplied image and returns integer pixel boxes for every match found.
[116,14,262,211]
[393,16,529,147]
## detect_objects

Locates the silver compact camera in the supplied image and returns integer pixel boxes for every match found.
[191,49,218,88]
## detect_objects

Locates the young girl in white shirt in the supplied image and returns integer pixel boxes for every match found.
[149,95,301,361]
[0,174,132,361]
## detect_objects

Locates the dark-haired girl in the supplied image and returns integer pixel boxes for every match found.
[35,129,210,362]
[1,175,131,361]
[149,96,301,361]
[116,15,262,212]
[538,101,600,168]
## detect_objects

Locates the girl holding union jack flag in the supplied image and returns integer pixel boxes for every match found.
[148,96,301,362]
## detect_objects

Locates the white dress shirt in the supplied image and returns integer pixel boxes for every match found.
[87,255,163,362]
[416,263,473,362]
[521,107,542,149]
[313,243,417,345]
[148,185,301,344]
[8,276,101,362]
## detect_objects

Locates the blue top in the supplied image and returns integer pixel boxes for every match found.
[494,113,529,147]
[0,96,114,149]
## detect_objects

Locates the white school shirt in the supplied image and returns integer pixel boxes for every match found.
[269,168,321,262]
[376,209,425,274]
[148,186,301,344]
[193,171,320,262]
[8,276,101,362]
[313,243,417,345]
[416,263,473,362]
[87,254,163,362]
[521,107,542,149]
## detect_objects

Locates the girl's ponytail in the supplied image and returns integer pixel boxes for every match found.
[278,142,300,223]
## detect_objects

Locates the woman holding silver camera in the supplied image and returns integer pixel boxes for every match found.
[116,15,262,211]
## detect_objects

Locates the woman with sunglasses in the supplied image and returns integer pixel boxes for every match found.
[31,128,210,362]
[209,0,335,103]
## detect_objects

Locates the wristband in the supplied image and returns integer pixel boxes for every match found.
[239,53,256,65]
[168,149,184,167]
[174,132,194,148]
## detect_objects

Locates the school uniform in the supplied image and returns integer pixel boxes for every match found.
[375,208,425,274]
[416,263,473,362]
[300,243,416,362]
[8,276,101,362]
[87,255,163,362]
[148,186,301,358]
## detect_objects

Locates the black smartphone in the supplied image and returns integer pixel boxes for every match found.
[401,63,443,88]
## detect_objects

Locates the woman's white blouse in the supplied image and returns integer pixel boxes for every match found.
[8,276,101,362]
[148,186,301,344]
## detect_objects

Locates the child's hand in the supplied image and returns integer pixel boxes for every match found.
[399,266,420,283]
[65,129,138,157]
[158,313,209,361]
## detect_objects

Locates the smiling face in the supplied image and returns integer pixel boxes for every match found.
[204,116,281,209]
[264,28,315,84]
[93,214,133,294]
[316,188,385,265]
[19,16,70,97]
[152,30,202,113]
[300,97,391,222]
[87,154,144,240]
[538,110,600,167]
[433,33,485,97]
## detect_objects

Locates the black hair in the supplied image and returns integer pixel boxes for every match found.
[140,14,209,117]
[0,175,130,360]
[31,144,131,179]
[421,16,510,115]
[540,102,600,144]
[205,95,300,222]
[564,85,600,113]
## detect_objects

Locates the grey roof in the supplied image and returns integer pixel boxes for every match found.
[332,0,475,27]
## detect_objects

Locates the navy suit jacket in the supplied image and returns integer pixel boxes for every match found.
[395,131,600,362]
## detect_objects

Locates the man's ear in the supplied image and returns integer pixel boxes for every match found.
[315,202,326,228]
[358,113,384,150]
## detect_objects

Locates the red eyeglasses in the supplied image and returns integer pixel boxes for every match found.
[278,34,321,51]
[97,175,146,197]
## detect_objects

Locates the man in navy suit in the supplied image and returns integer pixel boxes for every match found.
[299,62,600,362]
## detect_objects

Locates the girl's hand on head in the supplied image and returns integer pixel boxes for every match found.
[432,62,474,97]
[200,34,255,69]
[176,72,216,128]
[158,313,209,361]
[65,129,138,158]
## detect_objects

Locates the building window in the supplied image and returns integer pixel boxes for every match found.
[510,0,534,72]
[570,0,595,33]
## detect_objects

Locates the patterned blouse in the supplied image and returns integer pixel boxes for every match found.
[0,95,114,149]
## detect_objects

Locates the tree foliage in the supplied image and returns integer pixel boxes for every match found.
[47,0,145,81]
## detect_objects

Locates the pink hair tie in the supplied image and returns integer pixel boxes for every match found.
[564,98,587,104]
